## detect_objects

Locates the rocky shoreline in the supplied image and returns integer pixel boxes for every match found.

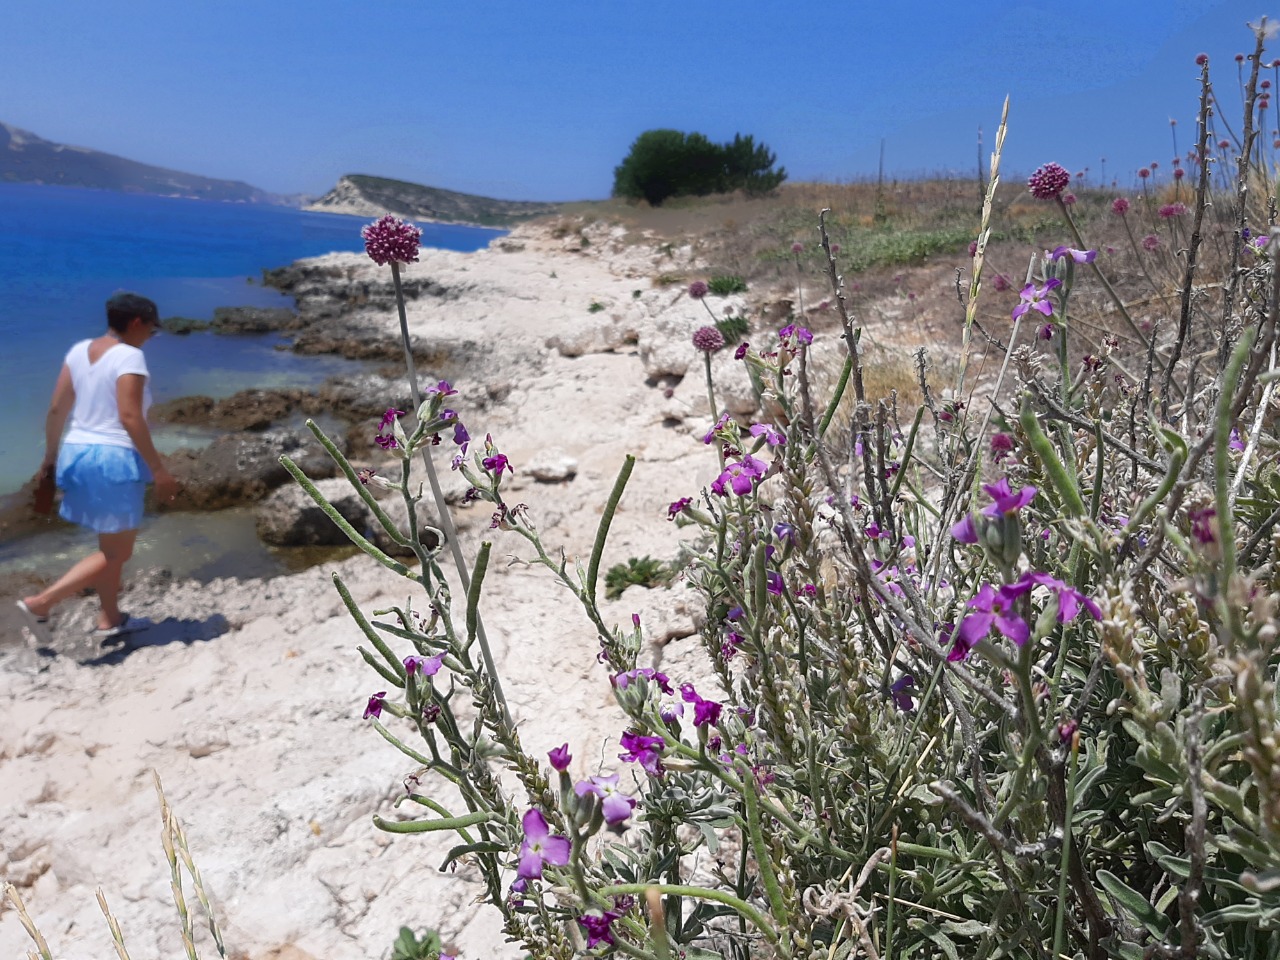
[0,216,779,960]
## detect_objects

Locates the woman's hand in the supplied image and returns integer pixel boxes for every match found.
[153,467,180,505]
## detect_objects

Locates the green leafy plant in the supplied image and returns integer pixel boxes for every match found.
[603,555,671,600]
[588,301,605,313]
[390,925,443,960]
[715,314,750,345]
[707,274,748,296]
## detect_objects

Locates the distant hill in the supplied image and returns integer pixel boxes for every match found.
[307,174,560,227]
[0,122,293,204]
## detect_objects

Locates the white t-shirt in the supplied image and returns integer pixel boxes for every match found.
[62,339,152,449]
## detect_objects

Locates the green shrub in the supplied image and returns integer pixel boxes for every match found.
[613,129,786,206]
[603,555,671,599]
[588,301,605,313]
[715,314,750,344]
[707,274,748,295]
[390,926,443,960]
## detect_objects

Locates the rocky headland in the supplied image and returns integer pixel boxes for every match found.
[306,174,562,227]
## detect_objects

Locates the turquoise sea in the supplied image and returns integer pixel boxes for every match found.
[0,182,502,495]
[0,183,501,586]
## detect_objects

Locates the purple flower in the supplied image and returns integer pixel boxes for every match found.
[574,774,637,825]
[778,323,814,346]
[404,653,445,677]
[722,631,744,659]
[1012,279,1061,322]
[1111,197,1131,216]
[773,522,797,544]
[992,273,1012,292]
[980,477,1037,517]
[1159,202,1188,219]
[1028,162,1071,200]
[711,455,768,497]
[688,280,709,299]
[548,743,571,771]
[578,910,622,949]
[680,683,723,727]
[424,379,456,397]
[951,513,979,544]
[1189,505,1217,545]
[991,432,1015,462]
[734,341,749,360]
[363,691,387,720]
[375,434,400,450]
[953,584,1031,657]
[726,605,744,621]
[1230,427,1245,451]
[765,570,784,595]
[693,325,725,353]
[619,731,666,775]
[482,453,511,477]
[379,407,405,430]
[667,497,692,521]
[1005,571,1103,623]
[749,422,786,446]
[790,241,805,254]
[1050,245,1097,264]
[702,411,731,444]
[1142,234,1161,252]
[361,215,422,266]
[613,668,673,694]
[1039,323,1056,341]
[516,809,570,879]
[453,421,470,447]
[891,674,916,712]
[659,697,685,722]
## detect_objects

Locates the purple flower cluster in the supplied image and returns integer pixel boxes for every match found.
[688,280,710,300]
[1028,162,1071,200]
[1159,202,1188,219]
[362,215,422,266]
[375,407,404,450]
[778,323,813,348]
[578,910,622,948]
[693,325,725,353]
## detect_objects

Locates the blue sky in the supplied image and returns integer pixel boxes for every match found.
[2,1,1276,200]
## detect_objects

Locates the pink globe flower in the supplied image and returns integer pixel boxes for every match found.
[1196,53,1209,65]
[1142,234,1161,251]
[688,280,709,299]
[692,325,725,353]
[1159,202,1188,219]
[1111,197,1131,216]
[1028,162,1071,200]
[362,215,422,265]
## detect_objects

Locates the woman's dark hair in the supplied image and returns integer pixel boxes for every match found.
[105,292,159,333]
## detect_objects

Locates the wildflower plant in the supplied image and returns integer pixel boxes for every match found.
[269,27,1280,960]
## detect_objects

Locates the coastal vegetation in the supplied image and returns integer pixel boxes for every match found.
[280,28,1280,960]
[612,130,786,206]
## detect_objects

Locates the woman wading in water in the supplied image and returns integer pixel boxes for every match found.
[16,292,179,642]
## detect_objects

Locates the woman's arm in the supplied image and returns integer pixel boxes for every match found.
[117,373,179,501]
[42,365,75,470]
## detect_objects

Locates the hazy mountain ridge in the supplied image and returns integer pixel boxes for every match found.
[306,174,561,227]
[0,122,297,204]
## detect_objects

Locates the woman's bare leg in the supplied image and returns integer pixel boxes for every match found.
[21,529,138,628]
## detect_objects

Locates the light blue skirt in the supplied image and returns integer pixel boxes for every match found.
[57,443,152,534]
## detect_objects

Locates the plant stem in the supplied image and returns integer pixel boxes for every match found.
[389,260,510,725]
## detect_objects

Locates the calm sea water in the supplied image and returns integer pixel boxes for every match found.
[0,182,503,495]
